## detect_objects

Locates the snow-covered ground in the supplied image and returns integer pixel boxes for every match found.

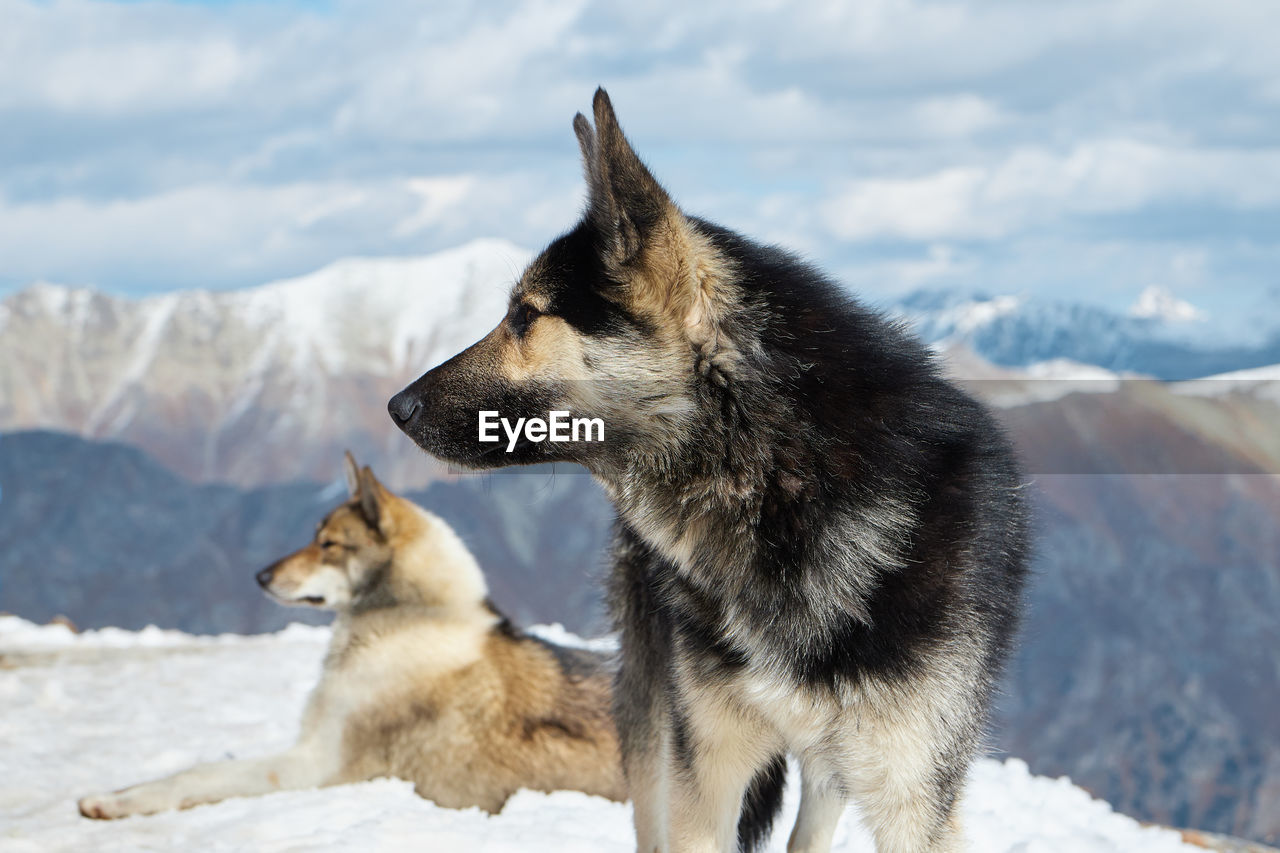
[0,616,1197,852]
[1174,364,1280,404]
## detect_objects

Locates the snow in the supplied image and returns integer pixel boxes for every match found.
[0,617,1196,852]
[1199,364,1280,382]
[942,294,1025,335]
[525,621,618,653]
[899,292,1025,344]
[1023,359,1124,382]
[1173,363,1280,404]
[0,615,328,650]
[2,239,529,445]
[229,237,528,375]
[947,357,1136,408]
[83,293,180,434]
[988,358,1127,406]
[892,286,1278,364]
[1129,286,1205,324]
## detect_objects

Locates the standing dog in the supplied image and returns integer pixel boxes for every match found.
[388,90,1030,852]
[78,453,625,820]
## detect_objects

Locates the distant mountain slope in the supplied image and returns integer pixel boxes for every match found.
[890,289,1280,380]
[4,243,1279,489]
[0,431,610,636]
[990,386,1280,843]
[0,239,527,488]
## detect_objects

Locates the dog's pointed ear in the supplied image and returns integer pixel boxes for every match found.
[573,111,596,176]
[574,89,727,355]
[577,87,671,268]
[357,465,387,531]
[343,451,361,498]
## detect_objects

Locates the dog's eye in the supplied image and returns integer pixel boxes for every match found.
[509,303,540,337]
[319,540,341,550]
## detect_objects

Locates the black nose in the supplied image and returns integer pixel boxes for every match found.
[256,567,275,588]
[388,390,422,426]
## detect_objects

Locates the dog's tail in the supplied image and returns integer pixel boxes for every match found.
[736,753,787,852]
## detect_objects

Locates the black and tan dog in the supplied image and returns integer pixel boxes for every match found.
[78,453,625,820]
[389,91,1030,853]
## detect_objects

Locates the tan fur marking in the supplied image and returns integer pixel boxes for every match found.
[500,314,592,383]
[338,629,624,810]
[627,205,738,360]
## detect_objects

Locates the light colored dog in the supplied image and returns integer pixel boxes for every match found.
[78,453,625,819]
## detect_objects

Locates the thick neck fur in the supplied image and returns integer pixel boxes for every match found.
[329,501,492,658]
[608,371,814,577]
[599,225,951,605]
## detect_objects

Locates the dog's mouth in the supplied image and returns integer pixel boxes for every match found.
[263,587,329,608]
[277,591,328,607]
[400,425,529,470]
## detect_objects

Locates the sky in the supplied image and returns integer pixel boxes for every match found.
[2,0,1278,317]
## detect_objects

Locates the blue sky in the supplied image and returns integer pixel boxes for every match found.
[2,0,1277,318]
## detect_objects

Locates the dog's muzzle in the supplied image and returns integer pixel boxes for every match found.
[387,389,423,430]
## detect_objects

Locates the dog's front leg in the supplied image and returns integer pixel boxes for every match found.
[609,523,679,852]
[614,600,675,852]
[624,708,673,853]
[786,762,846,853]
[78,741,335,819]
[665,683,781,853]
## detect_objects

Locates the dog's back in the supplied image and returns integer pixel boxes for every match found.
[332,602,624,812]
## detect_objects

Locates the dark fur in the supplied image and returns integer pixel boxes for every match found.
[390,89,1030,852]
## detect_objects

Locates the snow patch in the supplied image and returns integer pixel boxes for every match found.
[1173,363,1280,404]
[1129,285,1205,323]
[526,622,618,653]
[1024,359,1124,382]
[0,617,1197,851]
[919,293,1025,340]
[0,614,329,650]
[973,359,1135,408]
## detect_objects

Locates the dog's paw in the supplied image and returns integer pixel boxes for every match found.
[78,792,143,820]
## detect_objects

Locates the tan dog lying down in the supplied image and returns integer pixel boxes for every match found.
[79,453,625,819]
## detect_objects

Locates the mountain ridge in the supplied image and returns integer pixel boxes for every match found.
[0,239,528,487]
[5,240,1280,489]
[889,288,1280,380]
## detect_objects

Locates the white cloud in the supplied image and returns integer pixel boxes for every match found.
[823,167,994,242]
[0,172,568,290]
[294,190,370,229]
[822,141,1280,242]
[838,244,976,297]
[394,177,477,237]
[911,95,1007,140]
[0,0,252,113]
[0,0,1276,311]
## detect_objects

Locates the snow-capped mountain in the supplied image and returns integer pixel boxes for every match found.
[889,288,1280,380]
[1129,285,1206,323]
[0,239,527,487]
[5,240,1279,485]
